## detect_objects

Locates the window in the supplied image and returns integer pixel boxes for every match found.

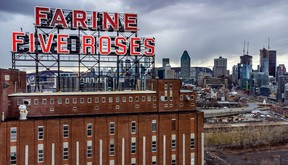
[10,127,17,142]
[171,134,176,150]
[142,96,146,102]
[73,98,77,104]
[164,83,168,90]
[147,96,151,101]
[87,123,92,137]
[58,98,62,104]
[131,158,136,165]
[164,104,168,108]
[50,108,54,111]
[190,133,195,149]
[152,156,156,165]
[116,105,120,110]
[65,98,69,104]
[42,99,47,105]
[109,97,113,103]
[116,97,119,103]
[191,95,194,100]
[153,96,156,101]
[80,98,85,104]
[152,120,157,132]
[87,98,92,103]
[170,104,173,107]
[63,125,69,138]
[63,142,69,160]
[131,137,136,154]
[153,104,156,108]
[87,141,92,158]
[102,97,106,103]
[109,138,115,156]
[135,104,139,109]
[10,146,16,165]
[180,95,183,101]
[109,122,115,135]
[73,107,77,111]
[131,121,136,134]
[34,99,39,105]
[172,154,176,165]
[171,119,176,131]
[122,97,126,102]
[38,144,44,163]
[50,99,54,104]
[135,96,139,102]
[95,97,99,103]
[129,96,133,102]
[152,136,157,152]
[38,126,44,140]
[180,103,183,107]
[191,103,194,107]
[95,106,99,110]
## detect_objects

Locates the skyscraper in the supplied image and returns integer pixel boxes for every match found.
[259,48,277,77]
[239,55,252,90]
[276,64,286,82]
[213,56,227,78]
[162,58,170,68]
[180,50,191,79]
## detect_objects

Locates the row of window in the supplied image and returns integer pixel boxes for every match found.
[10,119,181,142]
[31,95,157,106]
[10,137,195,165]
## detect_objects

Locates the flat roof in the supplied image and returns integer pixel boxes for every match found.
[9,90,156,97]
[180,90,193,93]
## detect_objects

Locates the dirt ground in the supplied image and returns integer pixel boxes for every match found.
[205,145,288,165]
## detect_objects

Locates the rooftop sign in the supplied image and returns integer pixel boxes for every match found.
[11,6,155,56]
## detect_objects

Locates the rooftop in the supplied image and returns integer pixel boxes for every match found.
[9,90,156,97]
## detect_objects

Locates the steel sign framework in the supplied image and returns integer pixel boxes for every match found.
[12,7,155,92]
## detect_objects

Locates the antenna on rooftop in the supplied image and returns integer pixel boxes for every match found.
[247,41,249,54]
[243,41,246,55]
[268,37,270,50]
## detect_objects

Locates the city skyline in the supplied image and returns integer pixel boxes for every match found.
[1,0,288,72]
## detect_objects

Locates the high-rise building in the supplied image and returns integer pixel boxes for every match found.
[0,68,204,165]
[259,48,277,77]
[162,58,170,68]
[276,64,286,82]
[276,73,288,102]
[239,55,252,90]
[180,50,191,79]
[213,56,227,78]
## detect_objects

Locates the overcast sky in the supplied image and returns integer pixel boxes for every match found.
[1,0,288,71]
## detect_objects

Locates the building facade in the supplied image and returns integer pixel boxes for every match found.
[0,69,204,165]
[162,58,170,68]
[213,56,227,78]
[180,51,191,79]
[239,55,252,90]
[276,64,286,82]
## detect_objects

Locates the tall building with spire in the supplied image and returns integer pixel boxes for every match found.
[180,50,191,79]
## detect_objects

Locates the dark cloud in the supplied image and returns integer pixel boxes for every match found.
[1,0,288,71]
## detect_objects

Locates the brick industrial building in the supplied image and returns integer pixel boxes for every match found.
[0,68,204,165]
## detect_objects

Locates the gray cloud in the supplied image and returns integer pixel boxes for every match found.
[1,0,288,71]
